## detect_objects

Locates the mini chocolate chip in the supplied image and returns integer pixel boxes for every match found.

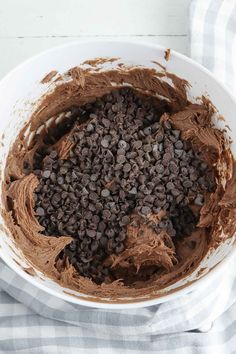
[175,149,183,158]
[141,206,151,215]
[120,215,130,226]
[200,162,208,171]
[155,130,164,142]
[115,243,125,253]
[123,163,131,172]
[36,207,45,216]
[90,174,98,181]
[118,140,127,149]
[100,236,108,247]
[69,241,77,252]
[106,229,115,238]
[152,145,160,160]
[138,175,146,184]
[102,118,110,128]
[102,210,111,220]
[91,240,99,252]
[42,170,51,178]
[143,144,152,152]
[60,167,68,175]
[101,189,110,197]
[176,194,184,204]
[172,130,180,139]
[181,167,188,176]
[117,232,126,241]
[81,147,89,156]
[129,187,137,195]
[89,192,98,201]
[144,127,152,135]
[95,202,103,211]
[171,189,181,196]
[156,164,164,174]
[183,180,193,188]
[163,152,172,162]
[117,155,126,164]
[117,148,126,156]
[132,140,142,149]
[194,194,204,205]
[114,163,123,171]
[50,150,57,158]
[166,181,175,190]
[88,182,97,191]
[87,229,97,238]
[175,140,183,149]
[86,123,94,132]
[169,161,179,174]
[57,176,64,185]
[84,211,93,220]
[163,121,171,130]
[159,220,168,229]
[143,195,155,203]
[112,103,119,112]
[101,138,109,148]
[190,173,198,181]
[88,203,96,212]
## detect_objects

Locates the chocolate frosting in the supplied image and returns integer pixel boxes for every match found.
[2,60,236,302]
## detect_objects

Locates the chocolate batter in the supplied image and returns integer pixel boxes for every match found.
[2,61,236,301]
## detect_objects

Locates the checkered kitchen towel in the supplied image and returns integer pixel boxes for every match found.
[0,1,236,353]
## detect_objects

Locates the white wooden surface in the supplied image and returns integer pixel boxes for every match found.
[0,0,191,79]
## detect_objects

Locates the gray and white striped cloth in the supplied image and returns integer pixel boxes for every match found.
[0,1,236,353]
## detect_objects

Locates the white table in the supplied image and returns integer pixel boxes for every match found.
[0,0,190,79]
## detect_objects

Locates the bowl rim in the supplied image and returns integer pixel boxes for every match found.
[0,38,236,309]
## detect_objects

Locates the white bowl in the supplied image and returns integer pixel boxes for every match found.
[0,40,235,309]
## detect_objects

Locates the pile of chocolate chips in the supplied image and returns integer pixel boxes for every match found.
[33,87,215,283]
